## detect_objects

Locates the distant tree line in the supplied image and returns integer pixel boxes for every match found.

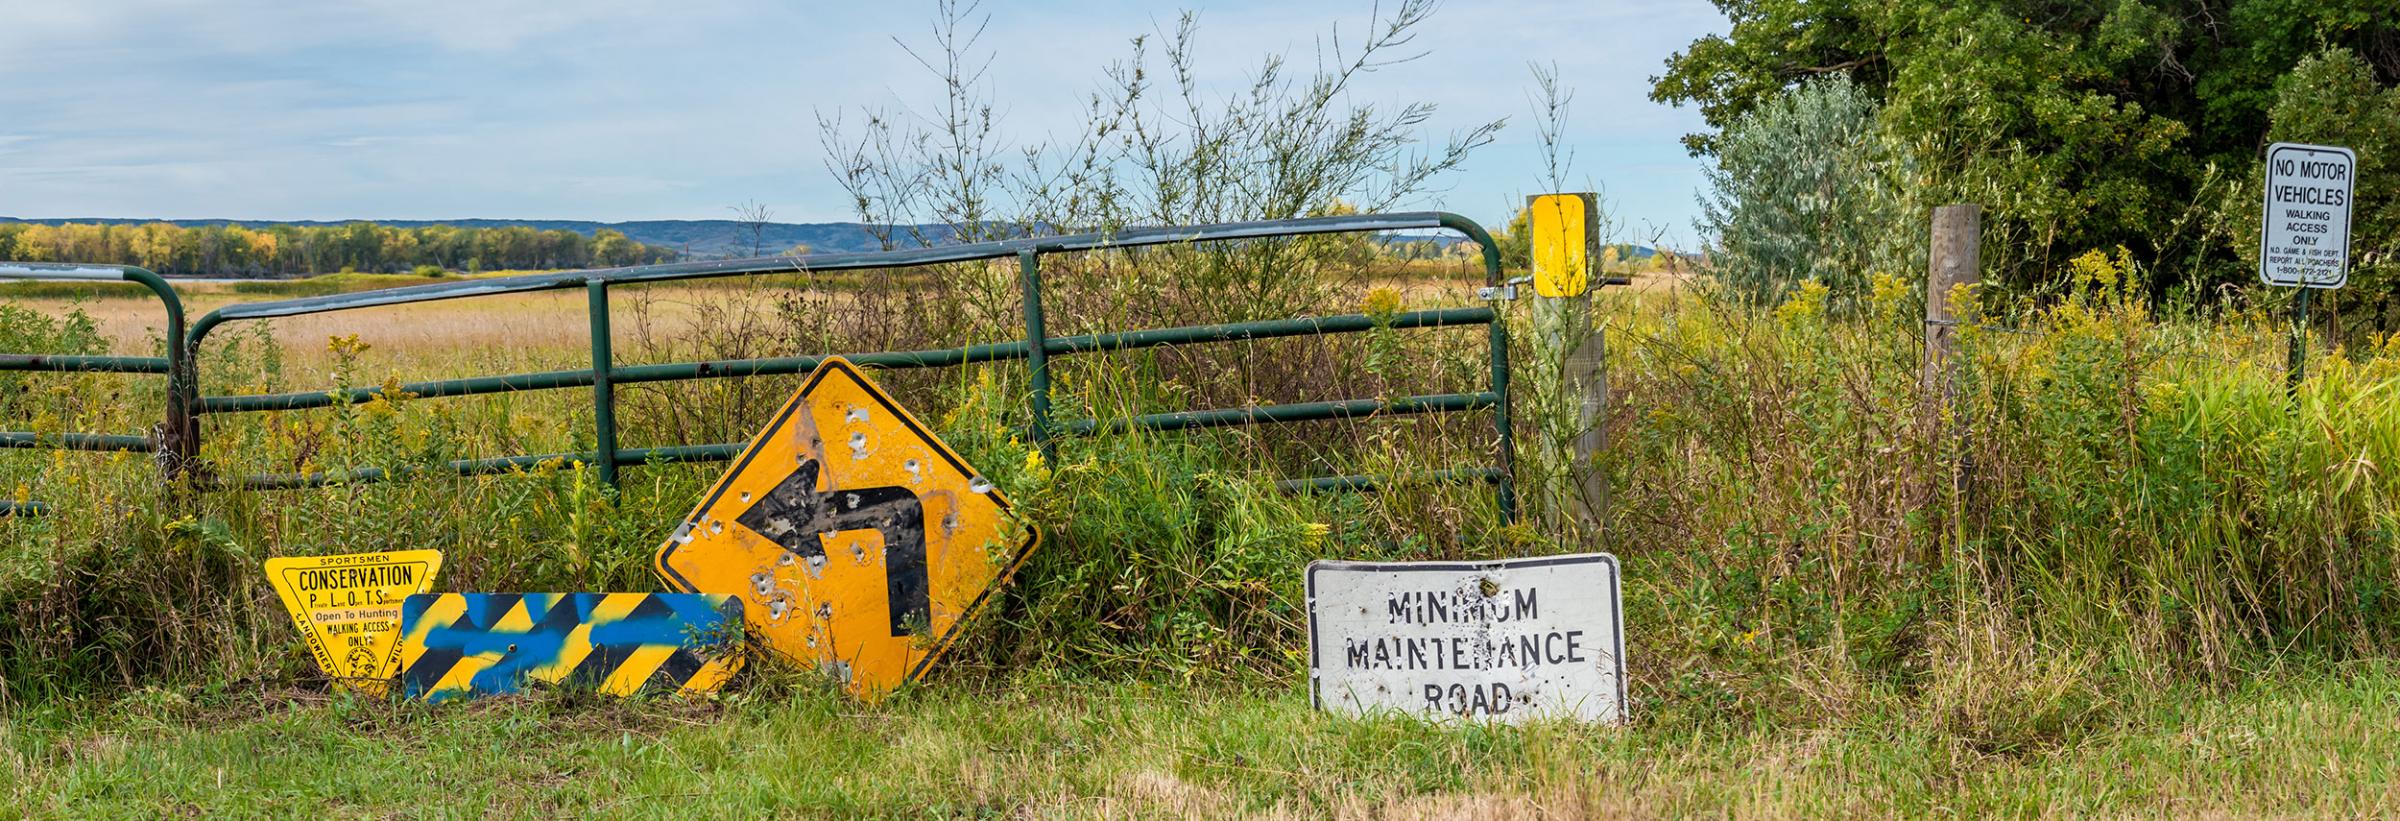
[0,221,677,277]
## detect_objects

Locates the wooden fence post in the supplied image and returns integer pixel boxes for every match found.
[1923,204,1981,397]
[1923,204,1981,612]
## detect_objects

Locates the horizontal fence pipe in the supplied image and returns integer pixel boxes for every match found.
[0,263,143,281]
[200,369,601,413]
[612,311,1498,386]
[196,308,1500,414]
[0,431,153,452]
[1,499,48,517]
[609,358,813,384]
[1058,391,1499,437]
[616,443,744,464]
[609,346,1023,385]
[0,354,172,374]
[233,451,602,491]
[1271,467,1505,494]
[217,393,1497,492]
[1050,308,1493,355]
[185,212,1476,333]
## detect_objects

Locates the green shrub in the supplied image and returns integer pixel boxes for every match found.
[1697,76,1909,308]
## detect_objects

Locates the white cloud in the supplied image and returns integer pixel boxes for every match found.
[0,0,1725,232]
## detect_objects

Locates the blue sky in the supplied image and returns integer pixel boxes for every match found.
[0,1,1726,247]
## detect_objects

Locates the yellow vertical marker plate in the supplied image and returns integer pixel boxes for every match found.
[264,550,443,695]
[1529,192,1594,298]
[655,356,1039,700]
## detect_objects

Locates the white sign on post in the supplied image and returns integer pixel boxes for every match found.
[2259,142,2356,289]
[1306,553,1626,724]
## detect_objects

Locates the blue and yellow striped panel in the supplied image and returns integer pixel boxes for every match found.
[398,593,743,703]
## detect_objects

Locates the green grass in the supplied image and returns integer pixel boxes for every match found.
[6,663,2399,816]
[0,281,161,300]
[8,251,2400,813]
[223,271,473,297]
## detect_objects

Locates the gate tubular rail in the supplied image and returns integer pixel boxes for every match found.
[199,306,1498,414]
[8,211,1518,521]
[0,263,192,514]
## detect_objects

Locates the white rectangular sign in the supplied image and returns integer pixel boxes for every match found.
[1306,553,1625,724]
[2260,142,2356,289]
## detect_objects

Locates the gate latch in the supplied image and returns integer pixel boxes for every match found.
[1477,276,1532,301]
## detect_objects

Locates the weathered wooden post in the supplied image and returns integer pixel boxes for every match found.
[1922,204,1981,398]
[1923,205,1980,597]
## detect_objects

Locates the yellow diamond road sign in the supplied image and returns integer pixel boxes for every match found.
[1529,192,1597,298]
[655,356,1039,699]
[264,549,443,695]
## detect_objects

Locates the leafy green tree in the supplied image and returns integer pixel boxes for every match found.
[1494,207,1533,273]
[1653,0,2399,295]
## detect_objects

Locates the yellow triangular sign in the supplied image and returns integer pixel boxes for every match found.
[264,550,443,695]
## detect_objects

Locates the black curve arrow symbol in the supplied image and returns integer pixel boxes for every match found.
[735,459,928,636]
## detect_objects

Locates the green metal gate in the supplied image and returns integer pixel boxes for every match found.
[2,212,1517,521]
[0,263,193,515]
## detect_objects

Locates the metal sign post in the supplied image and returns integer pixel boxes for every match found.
[2289,287,2313,393]
[2259,142,2356,389]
